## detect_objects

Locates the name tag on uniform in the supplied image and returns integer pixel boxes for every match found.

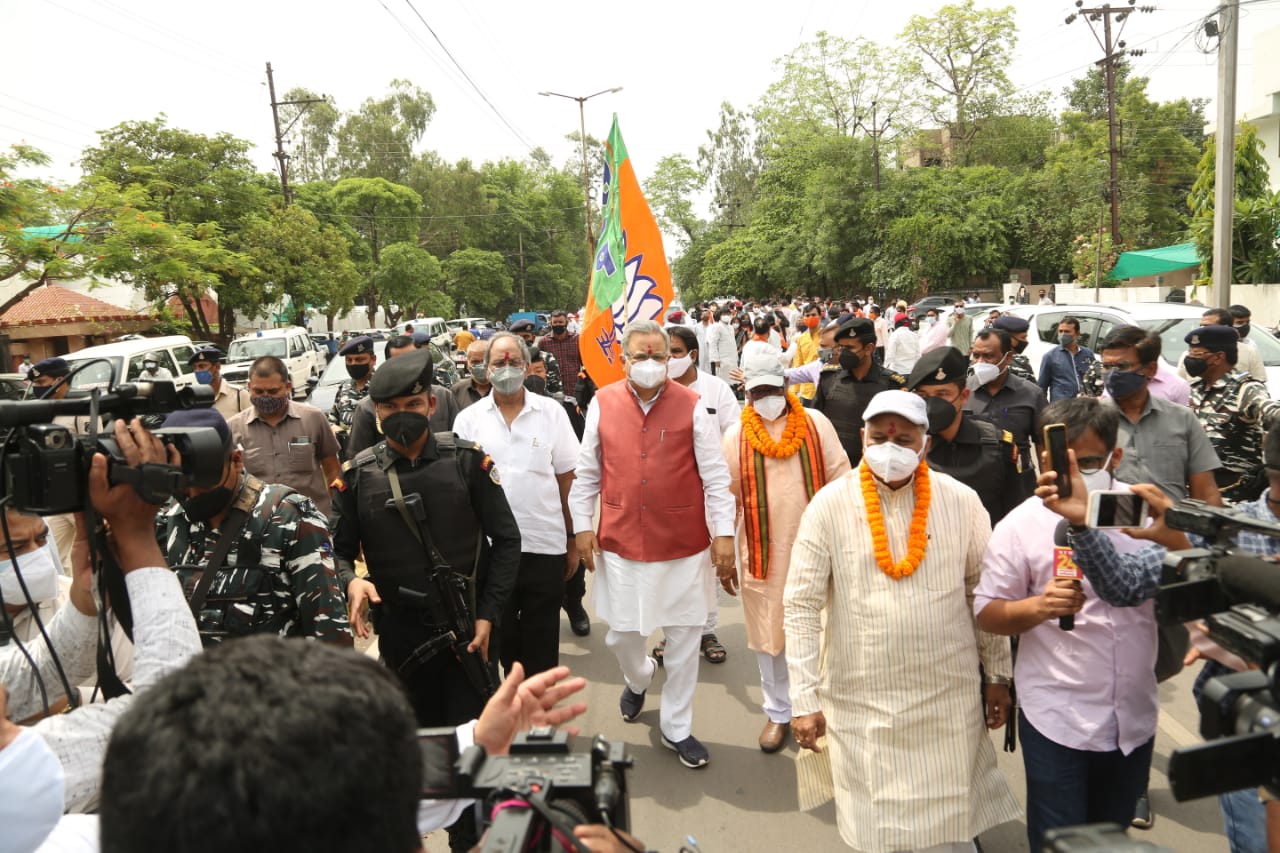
[1053,547,1081,581]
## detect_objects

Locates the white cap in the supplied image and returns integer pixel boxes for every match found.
[742,352,785,390]
[861,390,929,429]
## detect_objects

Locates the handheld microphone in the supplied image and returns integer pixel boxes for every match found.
[1053,519,1080,631]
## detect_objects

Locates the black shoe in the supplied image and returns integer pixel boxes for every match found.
[620,686,645,722]
[661,733,710,768]
[1131,793,1154,830]
[565,600,590,636]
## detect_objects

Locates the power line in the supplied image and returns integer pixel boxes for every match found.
[399,0,538,153]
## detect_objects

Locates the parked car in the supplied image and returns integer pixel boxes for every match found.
[394,317,452,352]
[0,373,27,400]
[1004,302,1280,397]
[906,295,956,319]
[308,342,458,413]
[64,336,198,390]
[221,327,322,398]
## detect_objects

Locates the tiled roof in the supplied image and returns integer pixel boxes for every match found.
[1,284,145,328]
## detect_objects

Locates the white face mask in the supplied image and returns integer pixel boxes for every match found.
[628,359,667,389]
[0,543,61,605]
[0,727,65,852]
[966,361,1002,391]
[925,316,937,326]
[863,440,923,483]
[666,354,693,379]
[1081,452,1116,493]
[753,394,788,421]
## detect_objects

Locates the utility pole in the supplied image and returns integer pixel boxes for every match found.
[265,62,326,204]
[518,232,527,309]
[539,88,623,255]
[1212,0,1240,306]
[855,100,893,191]
[1066,1,1154,245]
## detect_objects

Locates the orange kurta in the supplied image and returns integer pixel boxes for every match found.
[722,409,850,655]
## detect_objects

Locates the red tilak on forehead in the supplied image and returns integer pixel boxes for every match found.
[887,422,898,435]
[646,344,653,353]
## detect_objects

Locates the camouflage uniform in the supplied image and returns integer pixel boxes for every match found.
[329,377,371,427]
[1080,360,1104,398]
[530,346,563,395]
[1009,352,1036,384]
[1189,371,1280,502]
[158,473,351,645]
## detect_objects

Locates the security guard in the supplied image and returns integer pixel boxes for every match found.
[908,347,1027,526]
[992,315,1036,383]
[332,348,520,728]
[1185,324,1280,502]
[811,317,906,466]
[328,335,375,430]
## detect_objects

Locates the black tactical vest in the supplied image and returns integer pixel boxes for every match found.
[927,417,1009,525]
[816,372,886,466]
[350,434,484,601]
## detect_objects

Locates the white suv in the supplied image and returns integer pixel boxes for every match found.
[64,336,198,389]
[221,327,321,397]
[1004,302,1280,397]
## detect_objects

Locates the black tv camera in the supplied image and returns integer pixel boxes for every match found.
[0,380,224,513]
[1155,500,1280,803]
[419,727,633,853]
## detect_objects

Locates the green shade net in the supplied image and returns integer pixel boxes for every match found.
[1109,241,1199,280]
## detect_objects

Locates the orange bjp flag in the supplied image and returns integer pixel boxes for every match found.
[578,115,673,388]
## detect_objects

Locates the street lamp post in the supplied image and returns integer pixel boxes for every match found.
[539,87,622,256]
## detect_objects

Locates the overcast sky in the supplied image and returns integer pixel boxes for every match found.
[5,0,1280,215]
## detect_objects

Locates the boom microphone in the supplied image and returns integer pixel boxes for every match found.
[1217,555,1280,612]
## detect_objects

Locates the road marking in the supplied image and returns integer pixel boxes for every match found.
[1158,708,1201,750]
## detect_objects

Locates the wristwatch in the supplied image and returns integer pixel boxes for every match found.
[984,675,1013,687]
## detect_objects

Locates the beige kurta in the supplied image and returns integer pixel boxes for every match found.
[723,408,850,655]
[784,466,1020,853]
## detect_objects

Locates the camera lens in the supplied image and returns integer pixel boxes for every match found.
[44,431,67,449]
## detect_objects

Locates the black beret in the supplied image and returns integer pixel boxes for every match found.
[189,346,225,365]
[369,348,434,402]
[907,347,969,390]
[163,408,232,452]
[834,318,876,343]
[338,335,373,356]
[992,315,1029,334]
[28,357,68,381]
[509,319,535,334]
[1185,324,1239,352]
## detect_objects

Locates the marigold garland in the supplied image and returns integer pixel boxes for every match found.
[859,460,932,580]
[741,392,807,458]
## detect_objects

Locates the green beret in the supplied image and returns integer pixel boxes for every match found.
[834,318,876,344]
[907,347,968,390]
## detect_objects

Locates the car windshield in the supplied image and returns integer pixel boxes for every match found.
[65,356,123,389]
[228,339,287,361]
[1138,317,1280,367]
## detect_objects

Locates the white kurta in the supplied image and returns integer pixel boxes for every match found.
[784,466,1020,853]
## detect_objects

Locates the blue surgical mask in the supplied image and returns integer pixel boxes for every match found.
[194,369,214,385]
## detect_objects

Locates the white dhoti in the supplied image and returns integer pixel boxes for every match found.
[594,549,715,741]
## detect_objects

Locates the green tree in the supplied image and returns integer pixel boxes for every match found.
[330,176,422,324]
[899,0,1018,165]
[279,88,342,183]
[443,248,512,316]
[241,204,361,327]
[373,241,445,323]
[643,154,704,245]
[697,102,762,222]
[1188,123,1279,283]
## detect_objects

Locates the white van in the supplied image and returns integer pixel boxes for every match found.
[395,317,452,351]
[221,327,321,397]
[63,336,198,390]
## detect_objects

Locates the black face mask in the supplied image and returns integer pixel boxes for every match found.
[838,347,864,373]
[1013,339,1028,354]
[381,411,429,446]
[1236,323,1251,340]
[523,374,548,396]
[345,362,371,380]
[181,485,234,523]
[551,325,567,336]
[924,396,960,435]
[1183,355,1210,377]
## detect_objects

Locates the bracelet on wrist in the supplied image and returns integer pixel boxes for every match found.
[984,675,1013,687]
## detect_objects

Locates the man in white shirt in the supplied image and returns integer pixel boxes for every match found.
[1177,307,1266,382]
[453,332,581,677]
[705,308,740,383]
[570,320,736,769]
[884,313,921,375]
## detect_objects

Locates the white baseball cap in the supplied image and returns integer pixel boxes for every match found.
[861,390,929,429]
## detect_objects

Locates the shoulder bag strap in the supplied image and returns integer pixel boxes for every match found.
[186,506,251,620]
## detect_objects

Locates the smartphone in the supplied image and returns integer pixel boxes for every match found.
[417,727,461,797]
[1043,423,1071,499]
[1087,490,1149,529]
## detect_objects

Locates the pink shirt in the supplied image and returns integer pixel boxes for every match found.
[1100,360,1190,406]
[975,490,1158,755]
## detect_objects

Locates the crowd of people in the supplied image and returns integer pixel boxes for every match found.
[2,291,1279,853]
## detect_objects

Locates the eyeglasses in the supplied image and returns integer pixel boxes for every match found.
[1075,455,1110,475]
[626,352,669,363]
[1102,362,1138,372]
